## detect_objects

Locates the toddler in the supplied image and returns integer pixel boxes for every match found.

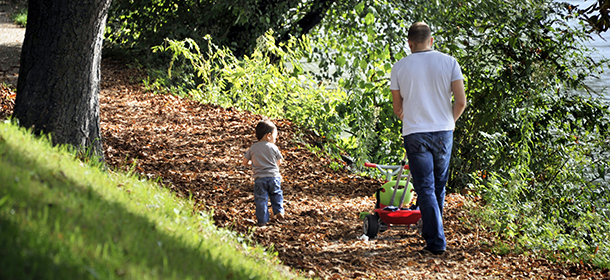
[242,119,284,226]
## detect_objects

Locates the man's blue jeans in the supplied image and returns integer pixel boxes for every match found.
[254,177,284,225]
[404,131,453,251]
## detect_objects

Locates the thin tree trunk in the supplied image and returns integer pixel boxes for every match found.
[14,0,112,159]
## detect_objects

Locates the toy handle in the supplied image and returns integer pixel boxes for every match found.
[364,162,410,182]
[365,163,409,170]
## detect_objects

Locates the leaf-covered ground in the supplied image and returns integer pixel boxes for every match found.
[2,59,608,279]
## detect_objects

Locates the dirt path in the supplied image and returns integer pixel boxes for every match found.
[0,0,25,86]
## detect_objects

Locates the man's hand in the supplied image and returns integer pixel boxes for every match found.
[391,89,404,120]
[451,80,467,123]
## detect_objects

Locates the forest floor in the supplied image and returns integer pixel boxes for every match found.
[0,4,609,277]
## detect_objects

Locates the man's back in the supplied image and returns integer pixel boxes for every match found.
[390,50,463,135]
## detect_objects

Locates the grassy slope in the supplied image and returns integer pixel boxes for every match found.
[0,121,299,280]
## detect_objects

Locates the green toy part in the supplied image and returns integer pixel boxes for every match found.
[379,180,414,207]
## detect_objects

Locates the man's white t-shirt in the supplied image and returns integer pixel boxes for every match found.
[390,50,464,136]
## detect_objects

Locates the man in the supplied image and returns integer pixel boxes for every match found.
[390,22,467,255]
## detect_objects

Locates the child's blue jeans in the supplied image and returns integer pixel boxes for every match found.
[404,130,453,252]
[254,177,284,225]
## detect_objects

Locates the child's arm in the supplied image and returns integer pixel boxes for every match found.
[242,156,251,166]
[276,149,283,166]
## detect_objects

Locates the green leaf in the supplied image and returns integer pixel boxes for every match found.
[359,59,368,71]
[337,55,347,67]
[355,2,365,14]
[364,12,375,25]
[384,62,392,72]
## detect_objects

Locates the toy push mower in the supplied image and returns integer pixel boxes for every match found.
[362,153,421,239]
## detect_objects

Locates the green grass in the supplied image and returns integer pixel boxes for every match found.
[9,9,27,27]
[0,121,300,280]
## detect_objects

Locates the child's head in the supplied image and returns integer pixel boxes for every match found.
[255,119,278,143]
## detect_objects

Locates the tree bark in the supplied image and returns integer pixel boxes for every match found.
[14,0,112,159]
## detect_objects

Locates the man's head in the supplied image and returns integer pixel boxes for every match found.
[408,22,433,51]
[408,22,431,43]
[255,119,278,142]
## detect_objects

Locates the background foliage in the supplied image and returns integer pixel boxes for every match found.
[149,31,346,152]
[106,0,336,58]
[106,0,610,269]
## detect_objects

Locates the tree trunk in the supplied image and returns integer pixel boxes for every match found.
[279,0,336,43]
[14,0,112,159]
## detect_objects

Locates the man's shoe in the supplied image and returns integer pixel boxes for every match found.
[419,247,445,256]
[271,212,285,222]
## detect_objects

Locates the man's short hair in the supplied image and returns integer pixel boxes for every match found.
[408,22,431,44]
[255,119,277,141]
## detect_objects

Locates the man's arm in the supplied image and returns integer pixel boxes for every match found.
[451,79,467,122]
[391,89,404,120]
